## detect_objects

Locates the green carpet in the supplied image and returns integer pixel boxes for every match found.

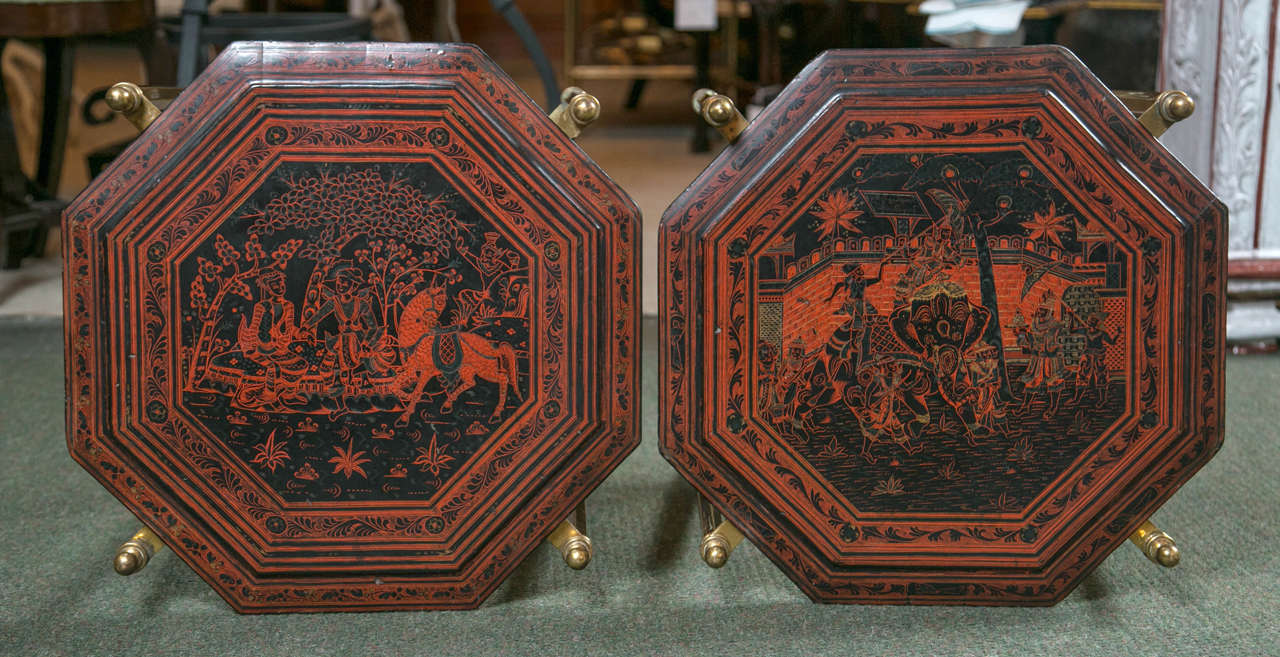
[2,316,1276,656]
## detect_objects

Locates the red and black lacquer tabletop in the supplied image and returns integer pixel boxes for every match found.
[659,47,1226,604]
[63,42,639,612]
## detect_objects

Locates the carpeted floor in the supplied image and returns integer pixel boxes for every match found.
[1,316,1276,656]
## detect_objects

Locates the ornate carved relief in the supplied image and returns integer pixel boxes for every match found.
[1162,0,1276,252]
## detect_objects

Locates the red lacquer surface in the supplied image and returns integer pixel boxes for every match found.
[63,42,639,612]
[659,47,1226,604]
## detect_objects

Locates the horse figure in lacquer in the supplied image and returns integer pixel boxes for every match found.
[394,284,521,425]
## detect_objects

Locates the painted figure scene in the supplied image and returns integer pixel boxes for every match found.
[177,163,531,502]
[753,150,1131,514]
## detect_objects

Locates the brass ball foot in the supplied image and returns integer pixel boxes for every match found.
[1155,543,1181,568]
[701,534,731,569]
[569,94,601,126]
[692,88,747,143]
[114,549,143,576]
[1129,520,1181,568]
[550,87,601,139]
[704,544,728,569]
[104,81,161,132]
[561,536,592,570]
[565,546,590,570]
[113,527,163,576]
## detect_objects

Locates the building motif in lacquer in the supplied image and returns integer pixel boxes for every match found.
[753,151,1129,513]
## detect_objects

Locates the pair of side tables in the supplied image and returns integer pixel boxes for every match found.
[63,42,1224,612]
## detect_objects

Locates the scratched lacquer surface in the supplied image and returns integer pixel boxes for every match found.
[63,43,639,612]
[659,47,1226,604]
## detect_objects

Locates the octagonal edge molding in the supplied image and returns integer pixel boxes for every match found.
[63,42,639,612]
[659,46,1226,604]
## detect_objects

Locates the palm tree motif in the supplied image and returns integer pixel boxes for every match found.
[412,432,454,477]
[1019,201,1072,249]
[250,428,289,473]
[329,437,371,479]
[812,189,864,242]
[907,154,1044,401]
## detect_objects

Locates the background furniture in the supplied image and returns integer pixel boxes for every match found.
[0,0,151,268]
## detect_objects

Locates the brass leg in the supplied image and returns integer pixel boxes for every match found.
[104,82,161,133]
[546,502,592,570]
[548,87,601,140]
[1129,520,1180,567]
[114,527,164,576]
[699,495,745,569]
[692,89,748,144]
[1136,90,1195,138]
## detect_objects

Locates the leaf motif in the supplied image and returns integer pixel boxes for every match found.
[250,429,289,473]
[412,433,455,477]
[228,278,252,300]
[329,438,371,479]
[214,234,240,265]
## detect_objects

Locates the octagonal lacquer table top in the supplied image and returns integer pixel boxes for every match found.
[659,47,1226,604]
[63,42,639,612]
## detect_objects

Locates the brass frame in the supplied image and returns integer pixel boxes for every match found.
[106,81,165,578]
[105,82,160,132]
[105,77,607,580]
[692,88,747,144]
[549,86,602,140]
[1136,90,1196,138]
[1119,88,1191,569]
[698,495,745,568]
[546,502,593,570]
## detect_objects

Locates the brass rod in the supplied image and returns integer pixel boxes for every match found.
[547,502,592,570]
[1136,90,1195,138]
[698,494,745,568]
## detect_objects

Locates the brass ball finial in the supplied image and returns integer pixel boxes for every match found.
[565,546,590,570]
[704,544,728,569]
[550,87,600,138]
[1160,91,1195,123]
[105,82,143,114]
[693,89,747,143]
[569,93,601,125]
[704,97,736,126]
[114,548,143,575]
[692,88,716,114]
[1155,543,1181,568]
[103,81,160,132]
[560,86,585,105]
